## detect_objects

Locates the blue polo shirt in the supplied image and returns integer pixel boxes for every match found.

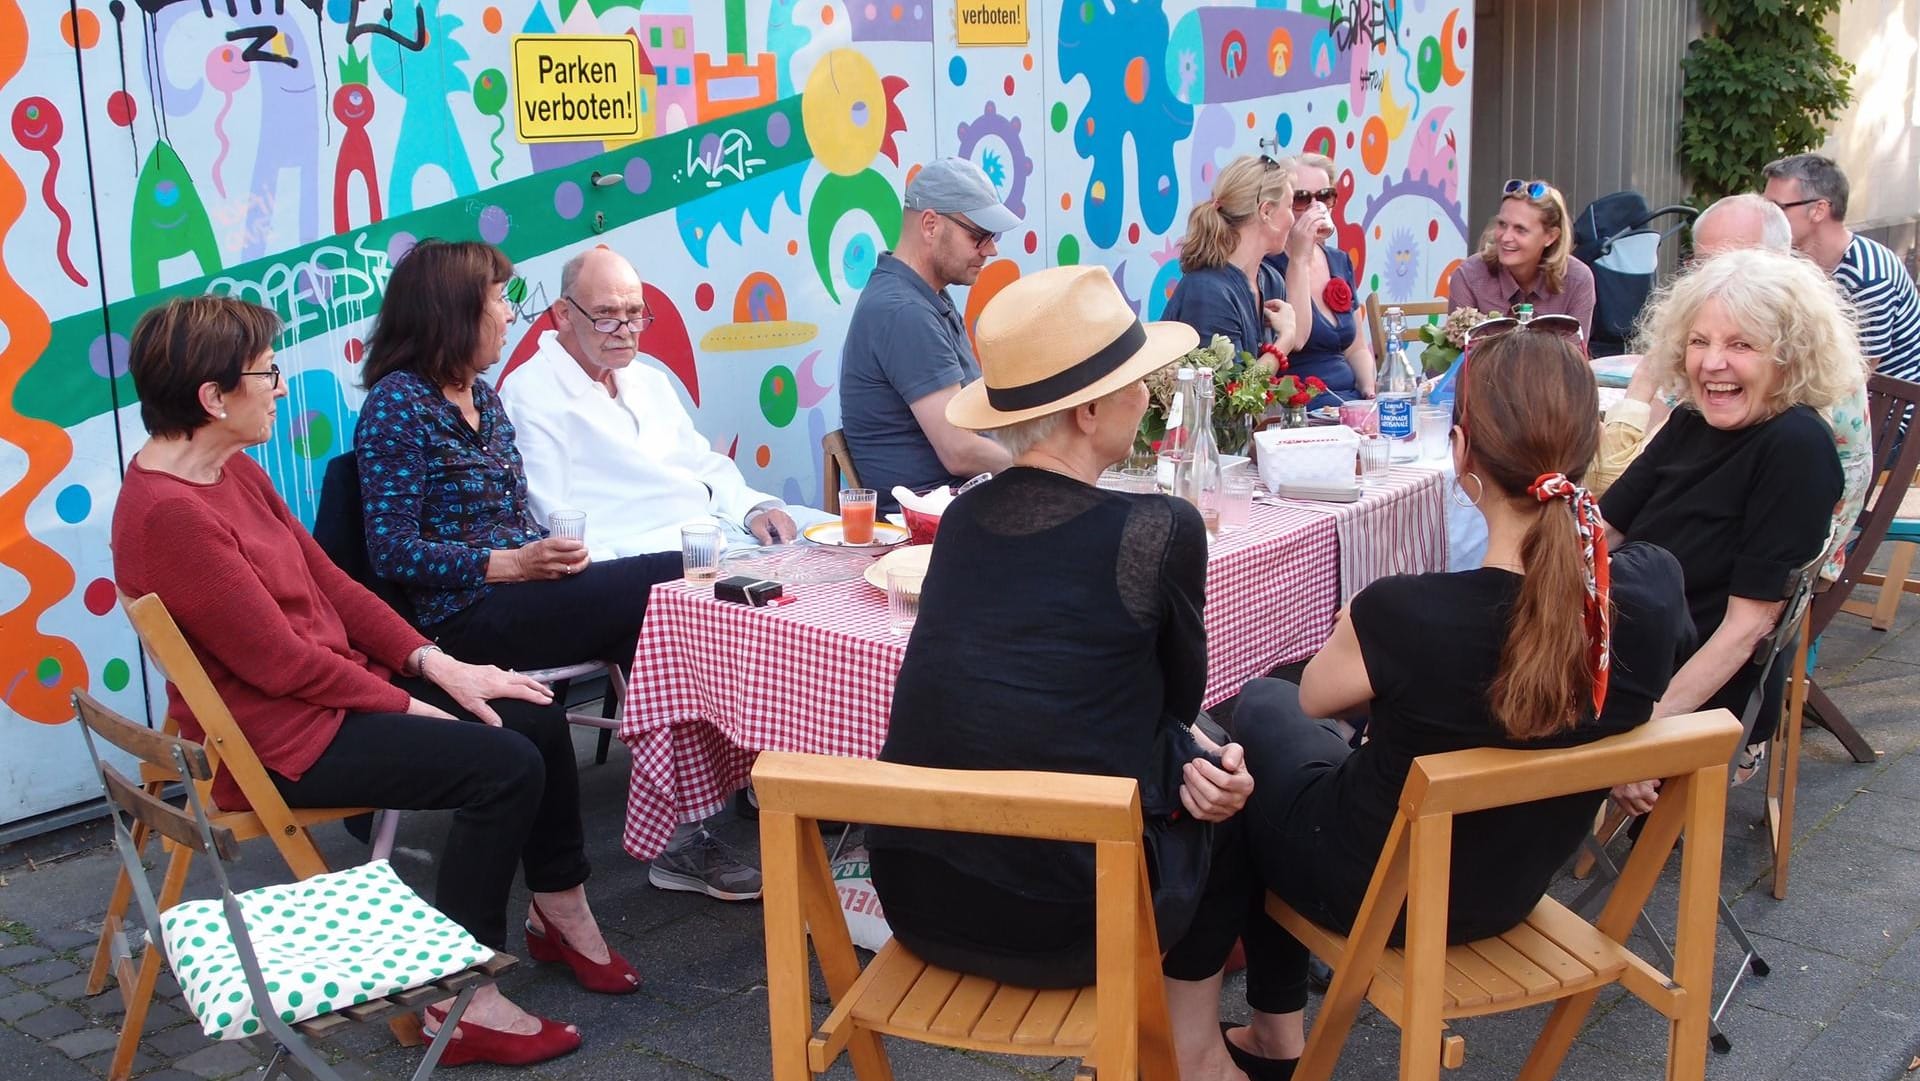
[839,253,980,512]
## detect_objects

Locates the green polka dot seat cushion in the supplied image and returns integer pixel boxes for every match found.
[158,859,494,1041]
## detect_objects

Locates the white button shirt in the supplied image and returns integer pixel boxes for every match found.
[499,331,781,560]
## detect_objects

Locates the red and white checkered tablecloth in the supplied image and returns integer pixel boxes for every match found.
[617,468,1445,861]
[1281,466,1450,601]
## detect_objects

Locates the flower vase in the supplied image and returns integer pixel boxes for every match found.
[1215,415,1253,457]
[1285,406,1308,428]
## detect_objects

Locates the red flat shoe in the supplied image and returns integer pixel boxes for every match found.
[421,1004,581,1067]
[525,899,642,994]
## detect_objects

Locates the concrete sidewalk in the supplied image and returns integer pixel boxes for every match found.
[2,600,1918,1081]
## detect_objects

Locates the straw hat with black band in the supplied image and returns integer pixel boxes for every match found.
[946,265,1200,430]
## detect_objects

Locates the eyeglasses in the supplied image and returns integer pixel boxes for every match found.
[1503,178,1552,201]
[1291,187,1337,209]
[564,294,653,335]
[939,212,998,250]
[238,362,282,390]
[1769,197,1823,212]
[1259,153,1283,169]
[1464,313,1586,353]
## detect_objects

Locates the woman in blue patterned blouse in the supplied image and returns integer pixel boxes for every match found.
[356,240,682,672]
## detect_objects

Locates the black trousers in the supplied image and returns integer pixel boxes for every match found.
[426,552,684,670]
[1233,678,1365,1015]
[269,677,587,949]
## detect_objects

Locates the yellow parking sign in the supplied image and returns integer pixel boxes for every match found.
[955,0,1027,46]
[511,35,643,143]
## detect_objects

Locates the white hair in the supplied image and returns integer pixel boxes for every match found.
[1696,194,1791,252]
[989,410,1069,458]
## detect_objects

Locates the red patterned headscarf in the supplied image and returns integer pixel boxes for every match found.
[1527,472,1611,713]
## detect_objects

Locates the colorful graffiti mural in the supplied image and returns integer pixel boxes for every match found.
[0,0,1472,823]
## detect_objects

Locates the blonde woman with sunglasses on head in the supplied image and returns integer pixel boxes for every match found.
[1449,178,1597,339]
[1263,153,1376,407]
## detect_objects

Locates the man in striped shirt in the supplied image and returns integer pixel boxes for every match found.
[1763,153,1920,381]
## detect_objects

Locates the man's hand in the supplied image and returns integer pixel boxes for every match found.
[748,507,798,545]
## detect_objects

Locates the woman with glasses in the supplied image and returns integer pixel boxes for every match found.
[1214,325,1690,1079]
[112,295,628,1068]
[1601,248,1854,796]
[1163,154,1325,364]
[355,239,681,678]
[1449,178,1596,339]
[1262,153,1375,406]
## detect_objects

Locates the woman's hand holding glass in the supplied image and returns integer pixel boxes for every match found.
[418,649,555,727]
[510,537,589,581]
[1180,726,1255,822]
[1285,202,1334,257]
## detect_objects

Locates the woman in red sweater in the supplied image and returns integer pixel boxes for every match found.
[110,296,632,1068]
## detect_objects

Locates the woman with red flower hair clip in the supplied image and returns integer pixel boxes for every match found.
[1263,154,1377,409]
[1207,325,1692,1078]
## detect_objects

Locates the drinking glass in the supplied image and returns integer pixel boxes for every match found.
[548,508,586,541]
[839,488,877,544]
[1416,406,1452,460]
[1120,466,1158,494]
[886,567,924,635]
[1218,469,1254,533]
[1338,399,1378,435]
[1097,468,1129,491]
[1357,435,1391,485]
[680,523,723,581]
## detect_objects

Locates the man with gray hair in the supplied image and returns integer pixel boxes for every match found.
[839,157,1016,512]
[1763,152,1920,381]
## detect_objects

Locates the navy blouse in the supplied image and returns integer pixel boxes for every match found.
[1161,262,1286,360]
[1267,246,1361,406]
[357,370,545,627]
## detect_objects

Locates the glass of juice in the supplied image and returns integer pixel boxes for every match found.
[680,523,722,581]
[839,488,877,544]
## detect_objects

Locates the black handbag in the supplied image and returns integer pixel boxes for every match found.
[1140,713,1228,942]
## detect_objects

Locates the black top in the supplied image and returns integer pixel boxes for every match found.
[870,468,1209,903]
[1600,404,1842,712]
[1302,542,1693,939]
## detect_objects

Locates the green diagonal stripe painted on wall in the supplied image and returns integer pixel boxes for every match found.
[21,97,810,430]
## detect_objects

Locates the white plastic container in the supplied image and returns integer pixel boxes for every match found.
[1254,426,1360,493]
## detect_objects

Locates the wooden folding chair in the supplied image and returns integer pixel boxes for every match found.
[86,593,401,1081]
[754,751,1177,1081]
[1364,295,1450,365]
[822,429,862,514]
[1269,709,1743,1081]
[1840,484,1920,629]
[72,689,513,1081]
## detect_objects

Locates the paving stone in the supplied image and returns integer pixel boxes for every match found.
[1880,924,1920,987]
[0,1019,98,1081]
[134,1070,209,1081]
[1729,830,1920,964]
[173,1040,265,1079]
[1725,934,1876,1024]
[0,989,50,1021]
[85,1047,159,1076]
[40,972,94,1002]
[10,956,82,986]
[145,1021,215,1058]
[1779,977,1920,1081]
[36,927,100,953]
[0,943,53,967]
[1818,788,1920,852]
[15,1003,91,1038]
[0,970,19,997]
[49,1025,120,1058]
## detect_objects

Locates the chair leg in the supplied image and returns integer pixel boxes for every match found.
[371,810,401,862]
[1872,541,1916,630]
[88,814,152,996]
[1571,804,1628,880]
[1767,620,1811,900]
[107,846,194,1081]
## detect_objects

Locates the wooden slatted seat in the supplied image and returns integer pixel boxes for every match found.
[1270,709,1743,1081]
[755,751,1177,1081]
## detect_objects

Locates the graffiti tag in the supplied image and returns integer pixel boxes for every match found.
[344,0,428,52]
[686,129,766,190]
[209,231,392,341]
[1326,0,1398,54]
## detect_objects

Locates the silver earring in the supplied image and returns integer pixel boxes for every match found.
[1451,472,1484,508]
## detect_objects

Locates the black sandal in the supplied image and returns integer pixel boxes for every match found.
[1220,1022,1299,1081]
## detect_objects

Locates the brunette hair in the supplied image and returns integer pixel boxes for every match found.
[1179,155,1292,272]
[360,239,514,390]
[1476,180,1574,294]
[127,295,281,438]
[1453,328,1602,738]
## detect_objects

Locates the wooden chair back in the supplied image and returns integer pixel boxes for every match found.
[1271,709,1743,1081]
[1365,295,1451,365]
[821,429,861,513]
[1813,373,1920,635]
[753,751,1174,1081]
[74,691,239,865]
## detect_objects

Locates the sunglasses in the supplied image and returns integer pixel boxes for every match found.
[1291,187,1337,209]
[939,212,998,250]
[1464,313,1586,353]
[1503,178,1552,201]
[239,362,282,390]
[564,294,654,335]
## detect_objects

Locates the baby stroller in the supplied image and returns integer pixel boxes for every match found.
[1574,191,1698,357]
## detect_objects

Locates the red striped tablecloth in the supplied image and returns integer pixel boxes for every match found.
[617,467,1445,861]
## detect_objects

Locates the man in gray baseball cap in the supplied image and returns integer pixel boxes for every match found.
[839,158,1020,512]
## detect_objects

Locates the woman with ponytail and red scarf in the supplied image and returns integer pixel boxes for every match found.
[1211,325,1694,1079]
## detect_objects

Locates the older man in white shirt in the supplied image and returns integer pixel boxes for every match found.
[501,245,827,561]
[502,244,823,902]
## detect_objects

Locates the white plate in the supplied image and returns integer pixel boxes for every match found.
[862,543,934,590]
[803,520,910,548]
[885,513,907,528]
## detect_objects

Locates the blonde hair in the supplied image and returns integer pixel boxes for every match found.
[1290,153,1337,185]
[1635,247,1864,416]
[1179,155,1292,272]
[1476,180,1574,293]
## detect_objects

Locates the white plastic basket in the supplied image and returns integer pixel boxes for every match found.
[1254,425,1359,491]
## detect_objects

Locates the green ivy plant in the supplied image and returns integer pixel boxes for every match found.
[1679,0,1854,204]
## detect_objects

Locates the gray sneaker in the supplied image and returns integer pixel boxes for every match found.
[648,829,763,901]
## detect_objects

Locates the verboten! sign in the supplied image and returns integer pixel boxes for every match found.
[511,35,643,143]
[955,0,1028,46]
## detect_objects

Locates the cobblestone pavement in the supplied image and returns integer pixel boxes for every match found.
[3,599,1919,1081]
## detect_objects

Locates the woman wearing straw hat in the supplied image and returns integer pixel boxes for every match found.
[867,264,1259,1081]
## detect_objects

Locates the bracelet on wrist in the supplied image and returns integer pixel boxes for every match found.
[411,643,444,677]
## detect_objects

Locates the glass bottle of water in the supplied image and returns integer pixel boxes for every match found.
[1185,369,1225,534]
[1377,306,1419,462]
[1157,366,1196,493]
